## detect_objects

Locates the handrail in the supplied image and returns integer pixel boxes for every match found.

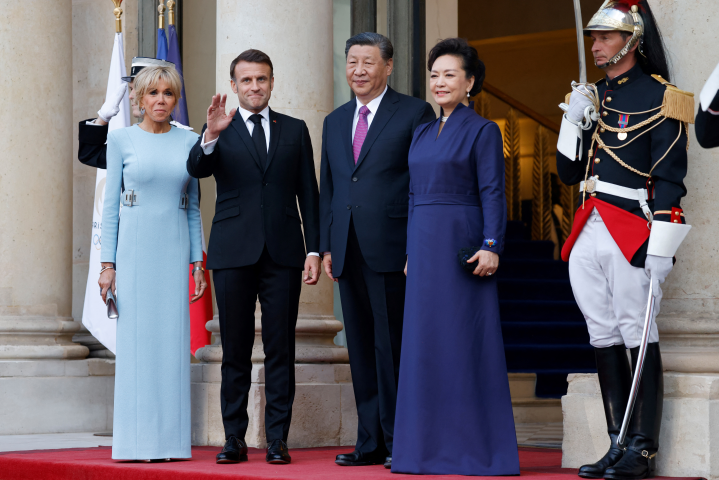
[482,82,561,135]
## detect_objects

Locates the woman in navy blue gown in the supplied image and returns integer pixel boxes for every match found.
[392,38,519,475]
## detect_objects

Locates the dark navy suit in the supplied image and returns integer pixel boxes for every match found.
[319,86,435,455]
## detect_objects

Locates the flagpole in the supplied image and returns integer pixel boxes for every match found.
[158,0,166,29]
[112,0,123,33]
[168,0,175,26]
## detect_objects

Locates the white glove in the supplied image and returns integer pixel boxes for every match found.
[97,82,128,123]
[565,82,595,124]
[644,254,673,297]
[700,61,719,112]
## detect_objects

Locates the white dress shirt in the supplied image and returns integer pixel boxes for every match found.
[351,85,388,141]
[201,104,270,154]
[199,104,319,259]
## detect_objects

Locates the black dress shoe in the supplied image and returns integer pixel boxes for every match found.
[335,450,385,466]
[266,439,291,464]
[216,436,248,464]
[384,456,392,469]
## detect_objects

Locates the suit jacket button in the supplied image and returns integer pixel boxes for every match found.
[352,177,358,182]
[347,205,351,210]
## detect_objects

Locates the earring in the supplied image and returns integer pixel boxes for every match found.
[467,92,470,98]
[140,107,146,115]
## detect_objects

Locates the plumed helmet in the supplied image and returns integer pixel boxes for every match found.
[584,0,645,67]
[121,57,177,82]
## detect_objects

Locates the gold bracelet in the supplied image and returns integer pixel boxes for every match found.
[99,265,115,275]
[192,265,205,275]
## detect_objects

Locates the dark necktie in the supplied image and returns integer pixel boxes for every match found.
[249,114,268,169]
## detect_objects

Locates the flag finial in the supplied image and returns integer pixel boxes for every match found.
[168,0,176,26]
[111,0,123,33]
[158,0,166,29]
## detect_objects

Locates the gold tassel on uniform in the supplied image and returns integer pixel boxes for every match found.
[651,74,695,124]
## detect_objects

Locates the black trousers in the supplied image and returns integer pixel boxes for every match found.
[338,218,406,455]
[213,246,302,443]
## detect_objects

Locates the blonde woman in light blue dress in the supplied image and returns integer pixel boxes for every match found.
[98,66,207,461]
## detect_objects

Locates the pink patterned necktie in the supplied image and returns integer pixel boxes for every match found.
[352,105,370,164]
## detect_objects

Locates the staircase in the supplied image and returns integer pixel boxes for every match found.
[498,220,596,398]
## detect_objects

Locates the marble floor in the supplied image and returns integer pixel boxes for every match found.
[0,423,563,453]
[515,422,563,448]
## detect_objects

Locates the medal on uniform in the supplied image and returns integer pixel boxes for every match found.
[617,114,630,140]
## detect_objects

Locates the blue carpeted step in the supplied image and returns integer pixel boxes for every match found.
[506,221,528,240]
[498,258,569,280]
[500,300,584,323]
[497,279,575,301]
[508,368,598,398]
[503,240,555,259]
[501,321,590,344]
[505,344,596,370]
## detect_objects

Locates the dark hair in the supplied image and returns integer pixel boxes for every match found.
[345,32,393,62]
[427,38,485,96]
[636,0,671,81]
[230,49,274,80]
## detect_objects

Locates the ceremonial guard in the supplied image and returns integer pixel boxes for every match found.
[78,57,189,170]
[696,60,719,149]
[556,1,693,478]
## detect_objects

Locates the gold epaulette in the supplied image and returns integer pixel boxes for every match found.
[651,74,695,124]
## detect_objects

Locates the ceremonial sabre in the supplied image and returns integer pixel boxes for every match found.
[617,276,656,447]
[573,0,588,84]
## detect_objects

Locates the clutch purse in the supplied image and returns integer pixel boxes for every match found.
[106,289,119,319]
[458,246,481,272]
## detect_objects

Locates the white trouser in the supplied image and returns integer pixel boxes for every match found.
[568,209,660,348]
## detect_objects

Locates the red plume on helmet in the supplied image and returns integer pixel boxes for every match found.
[620,0,645,11]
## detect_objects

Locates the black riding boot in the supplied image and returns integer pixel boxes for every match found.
[578,345,632,479]
[605,342,664,480]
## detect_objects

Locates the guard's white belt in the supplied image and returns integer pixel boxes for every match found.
[579,176,652,221]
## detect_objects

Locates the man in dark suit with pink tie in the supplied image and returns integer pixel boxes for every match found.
[319,32,435,469]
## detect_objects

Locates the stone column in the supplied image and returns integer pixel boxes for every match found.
[0,0,86,361]
[191,0,356,449]
[562,2,719,478]
[387,0,425,98]
[0,0,114,435]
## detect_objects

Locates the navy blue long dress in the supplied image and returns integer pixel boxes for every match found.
[392,102,519,475]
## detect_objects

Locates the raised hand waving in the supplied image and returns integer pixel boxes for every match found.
[205,94,237,143]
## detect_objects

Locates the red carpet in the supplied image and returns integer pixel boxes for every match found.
[0,446,702,480]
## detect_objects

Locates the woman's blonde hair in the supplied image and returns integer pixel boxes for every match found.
[133,66,182,112]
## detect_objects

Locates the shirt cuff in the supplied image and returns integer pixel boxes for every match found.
[201,132,219,154]
[86,119,103,126]
[307,252,320,257]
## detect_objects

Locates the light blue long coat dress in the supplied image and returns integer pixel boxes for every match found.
[101,124,203,460]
